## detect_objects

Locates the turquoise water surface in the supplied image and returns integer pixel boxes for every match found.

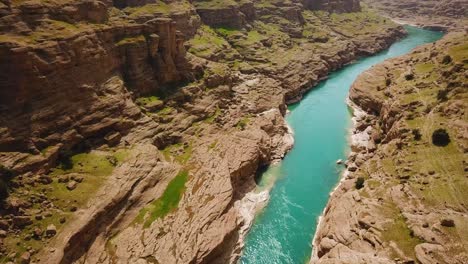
[239,26,443,264]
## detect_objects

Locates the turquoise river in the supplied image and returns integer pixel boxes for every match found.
[239,26,443,264]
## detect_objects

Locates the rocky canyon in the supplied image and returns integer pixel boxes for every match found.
[311,2,468,264]
[0,0,465,263]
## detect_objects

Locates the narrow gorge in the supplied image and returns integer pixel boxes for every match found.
[0,0,466,264]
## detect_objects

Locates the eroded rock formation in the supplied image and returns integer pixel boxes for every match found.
[0,0,411,263]
[312,32,468,264]
[364,0,468,30]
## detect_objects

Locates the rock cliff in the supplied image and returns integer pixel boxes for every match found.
[0,0,409,263]
[312,32,468,264]
[364,0,468,31]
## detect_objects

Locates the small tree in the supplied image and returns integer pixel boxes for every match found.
[385,78,392,86]
[412,129,422,141]
[441,55,452,64]
[355,177,365,190]
[0,165,14,200]
[432,129,450,146]
[404,73,414,81]
[437,89,448,101]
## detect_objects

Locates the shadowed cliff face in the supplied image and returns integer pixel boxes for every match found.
[0,0,411,263]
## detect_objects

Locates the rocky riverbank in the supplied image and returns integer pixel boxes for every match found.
[364,0,468,31]
[0,0,408,263]
[311,31,467,264]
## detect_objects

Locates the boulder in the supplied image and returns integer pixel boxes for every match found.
[19,252,30,264]
[12,216,32,228]
[440,219,455,227]
[66,181,78,191]
[46,224,57,237]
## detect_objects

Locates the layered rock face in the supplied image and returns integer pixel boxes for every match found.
[364,0,468,30]
[312,32,468,264]
[304,0,361,13]
[0,0,409,263]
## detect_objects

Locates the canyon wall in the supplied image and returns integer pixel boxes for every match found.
[364,0,468,30]
[312,32,468,264]
[0,0,409,263]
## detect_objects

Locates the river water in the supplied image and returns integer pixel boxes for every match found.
[239,26,443,264]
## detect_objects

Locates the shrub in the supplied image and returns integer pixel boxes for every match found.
[432,129,450,146]
[412,129,422,141]
[441,55,452,64]
[0,165,14,200]
[0,179,8,200]
[404,73,414,81]
[437,89,448,101]
[385,78,391,86]
[355,177,365,190]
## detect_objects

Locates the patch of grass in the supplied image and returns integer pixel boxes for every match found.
[205,107,221,123]
[381,209,423,259]
[448,43,468,62]
[135,170,189,228]
[116,35,145,46]
[1,149,130,260]
[414,63,434,74]
[208,139,218,150]
[156,106,174,117]
[236,115,251,130]
[161,142,193,164]
[135,95,162,106]
[193,0,237,9]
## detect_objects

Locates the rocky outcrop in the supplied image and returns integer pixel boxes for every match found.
[312,32,468,264]
[193,0,251,28]
[304,0,361,13]
[364,0,468,30]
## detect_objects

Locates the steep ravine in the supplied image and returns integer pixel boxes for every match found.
[241,26,445,264]
[0,0,411,263]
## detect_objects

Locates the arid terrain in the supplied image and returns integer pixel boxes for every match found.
[0,0,408,263]
[311,6,468,264]
[364,0,468,30]
[0,0,466,263]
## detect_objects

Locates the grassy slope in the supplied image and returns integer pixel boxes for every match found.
[354,32,467,260]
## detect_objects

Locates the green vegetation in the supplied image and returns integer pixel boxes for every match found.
[414,63,434,74]
[381,209,424,259]
[437,89,448,101]
[135,95,163,107]
[124,0,192,17]
[236,115,251,130]
[134,170,189,228]
[448,43,468,62]
[441,55,452,64]
[188,25,230,58]
[412,129,422,141]
[432,129,450,146]
[193,0,237,9]
[116,35,145,46]
[161,142,193,164]
[0,165,13,200]
[205,107,221,123]
[208,139,218,150]
[2,149,130,259]
[355,177,365,189]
